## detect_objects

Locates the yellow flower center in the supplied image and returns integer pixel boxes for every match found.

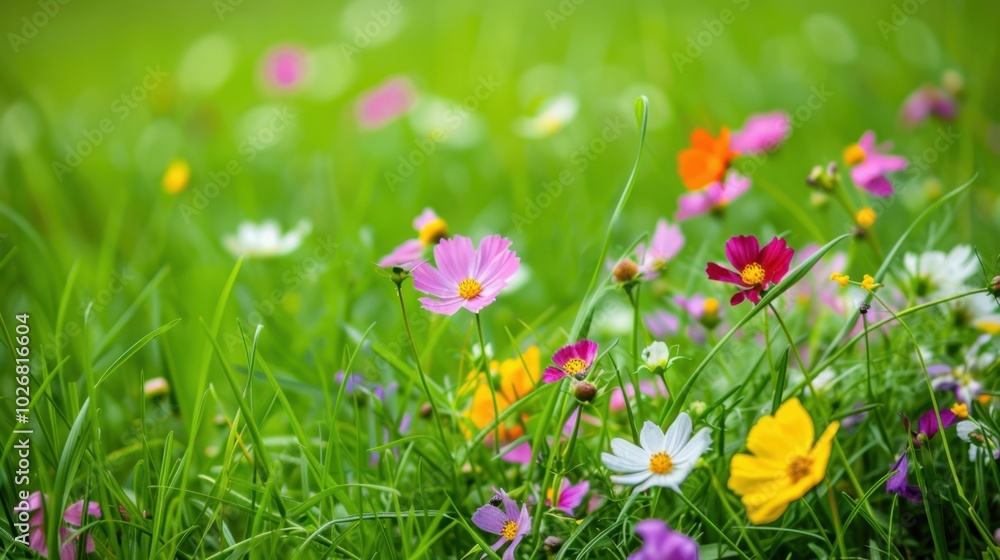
[563,358,587,374]
[740,263,766,286]
[500,520,519,540]
[649,452,674,475]
[703,298,719,315]
[162,160,191,194]
[843,143,866,165]
[951,402,969,419]
[786,455,813,483]
[855,207,876,229]
[458,278,483,300]
[418,218,449,245]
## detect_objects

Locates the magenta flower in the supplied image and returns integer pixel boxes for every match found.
[378,208,448,269]
[730,111,791,153]
[412,235,519,315]
[844,131,908,197]
[546,478,590,515]
[676,172,751,221]
[542,340,598,383]
[886,453,923,503]
[356,77,415,129]
[902,405,964,447]
[637,219,684,278]
[471,488,531,560]
[628,519,699,560]
[706,235,795,306]
[262,45,307,91]
[901,85,957,127]
[25,492,102,559]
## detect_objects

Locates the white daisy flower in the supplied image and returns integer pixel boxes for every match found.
[902,245,979,299]
[956,420,1000,462]
[513,93,578,139]
[224,219,312,258]
[600,414,712,494]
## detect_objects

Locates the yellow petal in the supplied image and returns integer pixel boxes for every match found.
[746,398,815,462]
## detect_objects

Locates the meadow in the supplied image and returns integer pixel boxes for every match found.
[1,0,1000,558]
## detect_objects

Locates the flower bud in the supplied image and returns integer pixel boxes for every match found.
[420,402,434,419]
[641,341,671,370]
[573,381,597,403]
[544,536,564,553]
[990,276,1000,297]
[612,258,639,284]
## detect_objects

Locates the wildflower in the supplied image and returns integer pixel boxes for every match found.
[886,452,923,503]
[546,478,590,515]
[855,207,876,229]
[356,76,415,129]
[601,415,712,494]
[609,378,669,413]
[613,258,640,285]
[643,310,679,339]
[161,159,190,194]
[513,93,578,138]
[471,488,531,560]
[676,172,751,221]
[641,341,671,370]
[461,347,539,442]
[957,420,1000,462]
[860,274,881,292]
[830,273,850,287]
[378,208,449,270]
[706,235,795,306]
[627,519,699,560]
[637,219,684,278]
[730,111,791,153]
[262,45,307,91]
[929,335,995,403]
[728,398,840,524]
[143,377,169,398]
[901,403,966,448]
[675,294,722,330]
[902,245,979,299]
[900,84,957,127]
[990,276,1000,298]
[412,235,520,315]
[24,492,102,559]
[543,339,599,383]
[677,126,738,190]
[843,131,908,197]
[223,220,312,258]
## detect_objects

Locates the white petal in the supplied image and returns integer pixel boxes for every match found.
[956,420,977,442]
[611,471,652,487]
[662,412,693,454]
[639,421,665,453]
[601,452,647,474]
[610,438,649,462]
[671,427,713,465]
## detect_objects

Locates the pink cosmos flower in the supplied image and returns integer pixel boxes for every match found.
[730,111,791,153]
[412,235,519,315]
[901,85,957,127]
[609,378,668,413]
[471,488,531,560]
[356,77,415,129]
[25,492,102,559]
[628,519,699,560]
[263,45,307,91]
[676,172,751,221]
[844,131,908,197]
[706,235,795,306]
[542,340,599,383]
[378,208,449,269]
[546,478,590,515]
[636,219,684,278]
[643,310,679,339]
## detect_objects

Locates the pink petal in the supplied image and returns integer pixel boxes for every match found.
[706,262,742,285]
[412,208,439,231]
[378,239,424,268]
[501,442,534,464]
[675,191,711,221]
[542,366,568,383]
[730,111,790,153]
[724,235,760,270]
[356,77,415,129]
[730,290,749,306]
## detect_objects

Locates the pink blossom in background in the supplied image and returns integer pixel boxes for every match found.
[901,85,957,127]
[844,131,908,197]
[730,111,791,153]
[644,310,679,339]
[676,172,751,221]
[609,378,668,412]
[356,77,416,129]
[263,45,307,91]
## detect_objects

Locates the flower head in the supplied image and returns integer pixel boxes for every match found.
[546,478,590,516]
[901,84,957,127]
[356,77,415,129]
[886,452,923,503]
[262,45,307,91]
[730,111,791,153]
[706,235,795,306]
[143,377,169,398]
[957,420,1000,462]
[601,415,712,494]
[461,347,539,442]
[903,245,979,299]
[641,341,671,370]
[378,208,449,270]
[543,339,598,383]
[860,274,881,292]
[843,131,908,197]
[161,159,190,194]
[412,235,519,315]
[627,519,699,560]
[902,403,966,447]
[676,172,751,221]
[830,273,850,287]
[637,219,684,278]
[223,220,312,258]
[471,488,531,560]
[677,126,738,190]
[24,492,102,559]
[728,398,840,524]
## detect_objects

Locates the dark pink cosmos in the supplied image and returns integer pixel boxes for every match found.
[542,339,599,383]
[705,235,795,306]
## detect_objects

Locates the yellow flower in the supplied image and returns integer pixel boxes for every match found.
[854,207,876,229]
[728,398,840,524]
[829,272,850,287]
[162,159,191,194]
[860,274,882,292]
[950,402,969,419]
[461,346,540,440]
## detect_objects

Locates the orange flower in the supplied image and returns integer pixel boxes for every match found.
[461,346,540,442]
[677,127,738,190]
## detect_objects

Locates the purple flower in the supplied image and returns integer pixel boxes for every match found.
[628,519,699,560]
[334,371,365,394]
[676,172,751,221]
[730,111,791,153]
[644,310,679,339]
[637,219,684,278]
[24,492,102,559]
[902,405,965,446]
[471,488,531,560]
[546,478,590,515]
[262,45,307,91]
[901,85,957,127]
[356,77,415,129]
[542,340,599,383]
[844,131,908,197]
[886,453,922,503]
[378,208,449,270]
[412,235,520,315]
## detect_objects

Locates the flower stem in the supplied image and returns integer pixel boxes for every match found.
[475,312,502,455]
[767,303,817,397]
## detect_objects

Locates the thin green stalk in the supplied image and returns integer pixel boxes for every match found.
[675,492,752,560]
[767,303,817,397]
[475,312,502,455]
